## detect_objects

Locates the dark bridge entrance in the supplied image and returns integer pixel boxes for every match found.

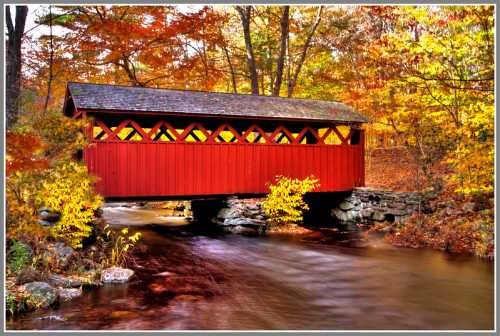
[63,83,368,198]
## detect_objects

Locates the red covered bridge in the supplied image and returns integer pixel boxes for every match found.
[63,83,369,198]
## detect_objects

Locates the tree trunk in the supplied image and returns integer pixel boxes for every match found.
[287,6,323,97]
[273,6,289,96]
[222,44,237,93]
[6,5,28,129]
[235,6,259,95]
[43,5,54,113]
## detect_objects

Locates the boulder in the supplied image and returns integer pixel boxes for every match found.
[57,288,82,301]
[38,219,55,227]
[225,225,260,235]
[346,210,361,221]
[24,282,57,308]
[372,211,386,221]
[246,203,260,211]
[360,208,374,219]
[331,208,352,222]
[44,242,75,268]
[36,315,66,321]
[94,208,104,218]
[339,201,355,211]
[216,208,240,220]
[16,266,41,285]
[47,274,82,288]
[223,217,266,226]
[101,267,134,283]
[39,210,60,222]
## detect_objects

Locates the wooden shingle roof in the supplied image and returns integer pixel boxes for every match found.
[65,82,368,123]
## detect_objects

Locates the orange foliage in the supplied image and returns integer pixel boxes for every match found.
[6,131,48,176]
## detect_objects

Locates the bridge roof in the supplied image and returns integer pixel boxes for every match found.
[65,82,369,123]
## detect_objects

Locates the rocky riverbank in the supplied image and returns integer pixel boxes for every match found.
[6,208,137,317]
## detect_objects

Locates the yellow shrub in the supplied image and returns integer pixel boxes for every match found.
[35,161,103,249]
[263,175,320,227]
[6,171,49,240]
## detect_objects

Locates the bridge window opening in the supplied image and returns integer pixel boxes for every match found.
[350,129,361,145]
[121,127,144,141]
[319,127,341,145]
[151,125,176,142]
[214,129,238,143]
[89,116,362,146]
[183,125,210,142]
[273,132,293,144]
[296,128,319,145]
[243,127,267,143]
[93,126,109,140]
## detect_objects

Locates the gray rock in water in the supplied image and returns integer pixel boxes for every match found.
[16,266,41,285]
[339,201,355,211]
[101,267,134,283]
[331,208,352,222]
[36,315,66,321]
[24,282,57,308]
[224,217,265,226]
[246,203,260,211]
[225,225,260,235]
[47,274,82,288]
[346,210,361,220]
[57,288,82,301]
[44,243,75,268]
[216,208,240,220]
[360,208,374,218]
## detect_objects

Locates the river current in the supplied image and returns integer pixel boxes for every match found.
[7,206,494,330]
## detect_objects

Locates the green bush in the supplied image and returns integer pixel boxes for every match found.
[8,240,32,273]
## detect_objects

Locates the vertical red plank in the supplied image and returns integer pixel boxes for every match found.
[234,145,240,194]
[164,144,169,196]
[137,144,142,196]
[176,143,181,197]
[360,130,365,186]
[207,144,217,193]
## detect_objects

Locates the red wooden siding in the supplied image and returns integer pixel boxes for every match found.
[82,115,365,198]
[84,141,364,197]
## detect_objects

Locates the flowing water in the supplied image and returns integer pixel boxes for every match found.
[7,206,494,330]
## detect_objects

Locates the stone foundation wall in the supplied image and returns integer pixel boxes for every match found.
[330,188,424,223]
[100,188,425,235]
[212,198,267,235]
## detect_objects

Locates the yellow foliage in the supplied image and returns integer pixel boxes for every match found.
[102,225,142,267]
[263,175,319,227]
[35,161,103,249]
[6,171,49,240]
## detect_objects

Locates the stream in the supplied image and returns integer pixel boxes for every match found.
[7,206,494,330]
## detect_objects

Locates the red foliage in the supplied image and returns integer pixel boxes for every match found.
[6,131,48,176]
